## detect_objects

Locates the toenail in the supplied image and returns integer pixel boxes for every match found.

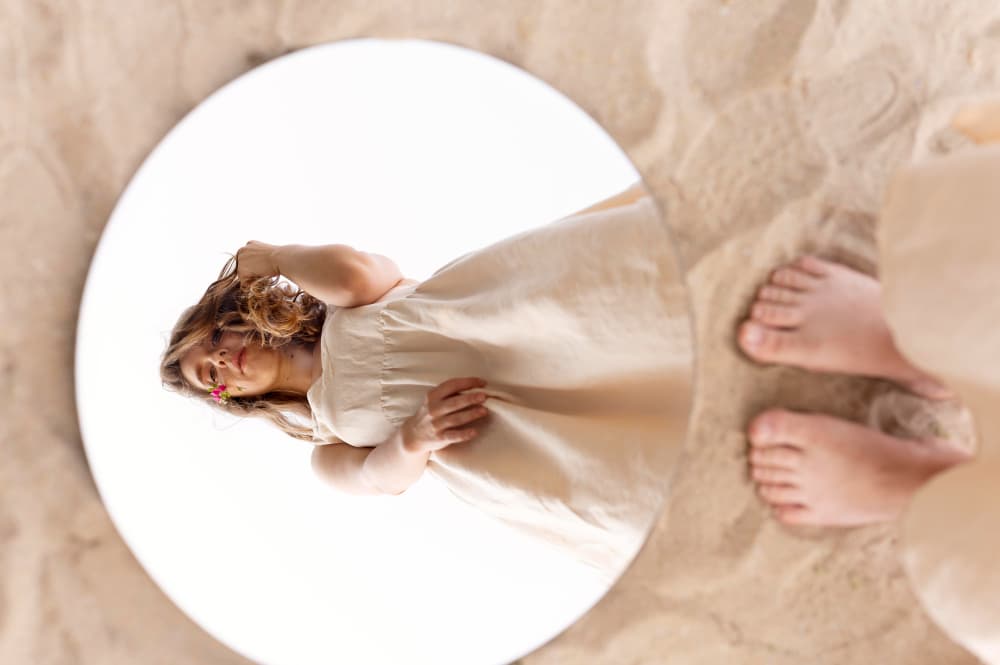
[742,323,763,346]
[751,419,771,440]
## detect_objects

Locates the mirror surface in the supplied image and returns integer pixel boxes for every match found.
[76,39,689,665]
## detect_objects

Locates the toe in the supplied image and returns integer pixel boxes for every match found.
[749,445,801,469]
[757,285,800,305]
[770,266,819,290]
[772,504,812,525]
[757,483,803,506]
[749,409,824,449]
[738,321,806,363]
[793,255,830,277]
[748,409,788,445]
[750,465,797,485]
[751,301,803,327]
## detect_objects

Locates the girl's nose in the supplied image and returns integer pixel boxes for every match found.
[211,347,230,367]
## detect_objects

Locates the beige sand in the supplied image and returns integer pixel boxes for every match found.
[4,1,1000,664]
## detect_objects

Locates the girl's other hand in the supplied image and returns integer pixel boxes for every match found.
[402,377,490,453]
[236,241,282,283]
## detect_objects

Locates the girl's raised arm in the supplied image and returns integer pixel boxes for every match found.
[236,241,404,307]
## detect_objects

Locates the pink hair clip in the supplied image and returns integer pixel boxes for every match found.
[210,382,232,404]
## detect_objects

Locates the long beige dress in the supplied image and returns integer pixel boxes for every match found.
[307,194,691,578]
[878,144,1000,664]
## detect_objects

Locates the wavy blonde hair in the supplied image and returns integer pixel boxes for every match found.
[160,256,327,441]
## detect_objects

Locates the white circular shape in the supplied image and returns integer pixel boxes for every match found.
[76,39,646,665]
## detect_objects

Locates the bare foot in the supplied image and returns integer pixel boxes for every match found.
[737,255,953,400]
[747,409,971,526]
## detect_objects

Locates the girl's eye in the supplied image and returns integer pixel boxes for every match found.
[211,329,223,346]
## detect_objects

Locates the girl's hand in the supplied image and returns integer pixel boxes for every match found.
[402,377,490,453]
[236,241,282,283]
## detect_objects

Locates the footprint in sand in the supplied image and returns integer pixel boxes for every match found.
[669,89,827,266]
[795,48,921,161]
[682,0,818,106]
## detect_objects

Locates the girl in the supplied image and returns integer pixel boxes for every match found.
[160,183,690,577]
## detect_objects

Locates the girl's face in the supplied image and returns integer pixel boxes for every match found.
[180,330,284,399]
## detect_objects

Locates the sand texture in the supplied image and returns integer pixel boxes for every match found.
[4,1,1000,664]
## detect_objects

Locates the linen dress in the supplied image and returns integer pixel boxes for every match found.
[307,194,691,577]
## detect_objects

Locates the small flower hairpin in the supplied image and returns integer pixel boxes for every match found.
[209,382,232,405]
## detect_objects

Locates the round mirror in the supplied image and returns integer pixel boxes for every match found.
[76,39,690,665]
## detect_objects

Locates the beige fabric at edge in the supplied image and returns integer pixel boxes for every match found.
[880,145,1000,665]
